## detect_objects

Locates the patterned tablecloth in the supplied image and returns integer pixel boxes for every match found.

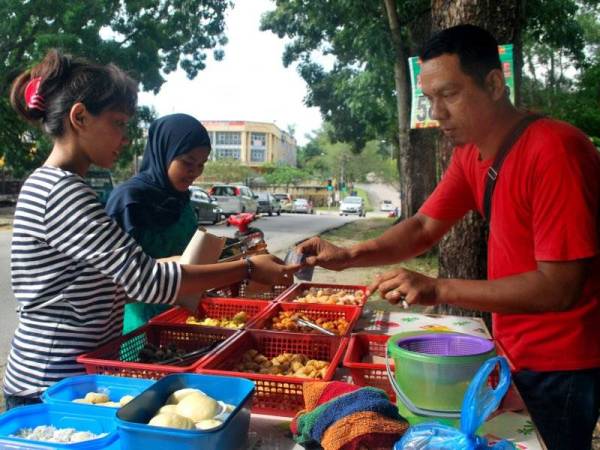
[246,310,546,449]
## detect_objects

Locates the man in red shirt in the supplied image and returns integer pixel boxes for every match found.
[298,25,600,450]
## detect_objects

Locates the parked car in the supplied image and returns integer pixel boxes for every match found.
[379,200,395,212]
[189,186,221,224]
[273,193,293,212]
[257,192,281,216]
[340,196,365,216]
[291,198,314,214]
[209,184,258,216]
[84,169,114,206]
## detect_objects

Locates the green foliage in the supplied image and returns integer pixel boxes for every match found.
[260,0,425,149]
[262,163,309,186]
[298,128,398,186]
[1,0,232,175]
[522,1,600,144]
[202,158,256,184]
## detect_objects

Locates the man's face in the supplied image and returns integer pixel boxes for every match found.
[420,53,497,146]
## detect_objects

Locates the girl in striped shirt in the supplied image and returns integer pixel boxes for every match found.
[4,49,295,409]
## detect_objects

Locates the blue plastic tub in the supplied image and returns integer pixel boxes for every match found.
[42,375,154,408]
[116,373,255,450]
[0,403,118,449]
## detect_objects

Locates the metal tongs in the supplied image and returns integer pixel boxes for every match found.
[159,341,221,366]
[296,317,337,336]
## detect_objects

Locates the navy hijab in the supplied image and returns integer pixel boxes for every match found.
[106,114,211,235]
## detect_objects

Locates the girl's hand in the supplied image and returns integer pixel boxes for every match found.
[249,254,300,285]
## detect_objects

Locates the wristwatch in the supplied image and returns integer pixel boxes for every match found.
[243,256,254,280]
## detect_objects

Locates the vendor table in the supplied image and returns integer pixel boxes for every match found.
[247,309,547,450]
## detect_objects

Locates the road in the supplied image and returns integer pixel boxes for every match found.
[357,182,401,210]
[0,211,358,371]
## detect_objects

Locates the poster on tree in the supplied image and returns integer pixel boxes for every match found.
[409,44,515,129]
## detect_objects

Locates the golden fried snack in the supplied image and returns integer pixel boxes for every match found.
[291,288,365,306]
[234,349,329,379]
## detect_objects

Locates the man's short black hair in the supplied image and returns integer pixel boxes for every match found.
[419,24,502,87]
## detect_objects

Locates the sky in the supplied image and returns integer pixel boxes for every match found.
[138,0,323,146]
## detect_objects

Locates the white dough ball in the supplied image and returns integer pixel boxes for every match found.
[84,392,109,404]
[175,392,219,422]
[119,395,134,406]
[148,412,195,430]
[158,404,178,414]
[166,388,204,405]
[195,419,223,430]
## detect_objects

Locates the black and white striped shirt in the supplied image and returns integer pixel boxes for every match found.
[4,166,181,397]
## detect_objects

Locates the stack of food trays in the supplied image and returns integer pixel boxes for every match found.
[74,283,370,418]
[185,283,365,416]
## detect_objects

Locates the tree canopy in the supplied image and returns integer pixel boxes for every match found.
[1,0,232,176]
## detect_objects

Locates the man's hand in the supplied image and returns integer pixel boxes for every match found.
[367,268,439,307]
[250,254,300,285]
[296,237,352,271]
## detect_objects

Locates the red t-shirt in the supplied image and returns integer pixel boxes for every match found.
[420,118,600,372]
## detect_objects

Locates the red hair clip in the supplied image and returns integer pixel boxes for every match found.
[24,77,46,111]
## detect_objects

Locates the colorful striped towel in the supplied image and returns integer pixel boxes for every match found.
[291,381,409,450]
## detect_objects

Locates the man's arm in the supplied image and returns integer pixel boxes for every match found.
[372,259,590,314]
[297,212,457,270]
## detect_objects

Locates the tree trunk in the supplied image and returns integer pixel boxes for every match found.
[384,0,436,218]
[430,0,522,330]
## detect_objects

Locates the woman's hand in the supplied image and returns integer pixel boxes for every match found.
[249,254,300,285]
[296,237,352,271]
[367,268,439,307]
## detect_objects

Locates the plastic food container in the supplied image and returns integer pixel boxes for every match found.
[276,282,368,306]
[343,333,395,400]
[387,332,496,413]
[149,297,271,329]
[116,373,254,450]
[42,374,154,408]
[0,403,118,449]
[250,302,361,336]
[77,324,237,380]
[208,279,291,300]
[197,329,348,417]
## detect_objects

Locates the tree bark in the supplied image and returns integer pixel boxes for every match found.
[383,0,436,218]
[430,0,522,330]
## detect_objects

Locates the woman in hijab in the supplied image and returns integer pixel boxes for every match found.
[106,113,211,333]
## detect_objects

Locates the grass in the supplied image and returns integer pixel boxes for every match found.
[353,186,374,212]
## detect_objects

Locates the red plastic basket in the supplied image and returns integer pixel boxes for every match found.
[276,282,368,306]
[149,297,271,329]
[208,280,292,300]
[77,324,238,380]
[250,302,362,337]
[343,333,395,401]
[197,330,348,417]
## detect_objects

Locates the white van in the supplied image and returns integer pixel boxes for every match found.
[209,184,258,216]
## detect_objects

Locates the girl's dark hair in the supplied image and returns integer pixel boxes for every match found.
[419,24,502,87]
[10,49,138,137]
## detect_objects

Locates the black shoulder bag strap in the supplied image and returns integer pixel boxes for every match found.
[483,114,543,223]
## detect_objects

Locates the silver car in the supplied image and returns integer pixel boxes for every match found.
[209,184,258,216]
[340,196,365,216]
[292,198,314,214]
